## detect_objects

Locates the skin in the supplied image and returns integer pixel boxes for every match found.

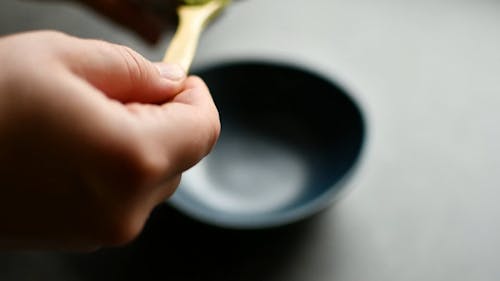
[0,31,220,250]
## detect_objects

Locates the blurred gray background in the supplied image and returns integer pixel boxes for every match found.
[1,0,500,280]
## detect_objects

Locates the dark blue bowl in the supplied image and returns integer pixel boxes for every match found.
[168,61,366,229]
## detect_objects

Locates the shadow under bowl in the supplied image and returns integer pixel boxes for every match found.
[168,61,366,229]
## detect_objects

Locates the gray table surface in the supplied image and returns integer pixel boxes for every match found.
[1,0,500,280]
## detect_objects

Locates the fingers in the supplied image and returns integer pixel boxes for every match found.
[152,175,182,206]
[126,76,221,178]
[3,31,185,104]
[62,75,219,199]
[40,32,219,196]
[68,38,186,104]
[37,32,219,204]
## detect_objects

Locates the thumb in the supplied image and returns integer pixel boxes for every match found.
[68,38,186,104]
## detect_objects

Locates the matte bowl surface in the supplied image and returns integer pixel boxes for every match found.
[169,61,366,228]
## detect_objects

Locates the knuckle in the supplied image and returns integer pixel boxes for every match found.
[209,110,222,149]
[119,139,167,187]
[182,110,221,168]
[95,210,145,246]
[159,175,182,201]
[199,107,221,156]
[114,45,149,86]
[89,142,161,246]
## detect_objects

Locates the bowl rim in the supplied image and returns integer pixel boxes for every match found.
[166,59,368,229]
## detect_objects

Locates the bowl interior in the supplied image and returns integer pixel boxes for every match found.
[169,61,365,228]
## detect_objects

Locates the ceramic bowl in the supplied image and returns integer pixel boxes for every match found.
[168,60,366,229]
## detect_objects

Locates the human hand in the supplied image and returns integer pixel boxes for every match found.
[0,31,220,250]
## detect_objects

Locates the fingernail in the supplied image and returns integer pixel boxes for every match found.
[156,63,186,81]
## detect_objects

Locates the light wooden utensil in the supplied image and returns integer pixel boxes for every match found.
[162,0,232,72]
